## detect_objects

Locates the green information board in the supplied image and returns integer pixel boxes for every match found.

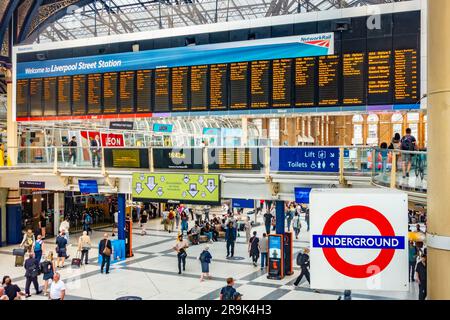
[132,173,220,204]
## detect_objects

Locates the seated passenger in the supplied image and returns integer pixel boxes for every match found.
[202,223,213,243]
[188,223,201,245]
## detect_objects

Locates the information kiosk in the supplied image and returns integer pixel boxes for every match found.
[267,234,284,280]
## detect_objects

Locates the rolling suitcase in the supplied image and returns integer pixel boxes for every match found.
[15,255,24,267]
[71,252,82,268]
[13,248,25,256]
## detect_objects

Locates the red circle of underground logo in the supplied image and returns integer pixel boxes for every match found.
[320,205,396,279]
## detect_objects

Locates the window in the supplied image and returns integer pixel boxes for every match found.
[393,123,403,136]
[269,118,279,145]
[353,124,363,145]
[252,119,263,137]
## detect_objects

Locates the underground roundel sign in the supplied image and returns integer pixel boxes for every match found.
[309,189,409,291]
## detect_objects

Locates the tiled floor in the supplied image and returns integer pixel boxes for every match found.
[0,215,418,300]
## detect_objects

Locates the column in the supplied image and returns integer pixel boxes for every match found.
[118,193,126,240]
[6,189,22,245]
[275,200,285,235]
[427,0,450,300]
[6,69,18,166]
[0,188,8,246]
[286,117,296,146]
[53,192,64,236]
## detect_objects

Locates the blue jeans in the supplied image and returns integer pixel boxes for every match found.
[205,231,213,241]
[261,252,267,268]
[181,220,188,234]
[34,250,42,263]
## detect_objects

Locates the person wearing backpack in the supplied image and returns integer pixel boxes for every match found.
[220,277,242,300]
[199,246,213,282]
[34,234,45,263]
[41,251,56,296]
[400,128,417,178]
[168,208,176,233]
[24,252,42,297]
[293,248,310,287]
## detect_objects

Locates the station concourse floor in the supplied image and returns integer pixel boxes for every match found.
[0,214,418,300]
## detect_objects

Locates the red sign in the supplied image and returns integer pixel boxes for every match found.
[80,131,125,147]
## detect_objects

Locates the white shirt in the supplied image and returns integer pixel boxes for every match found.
[114,211,118,224]
[59,221,70,233]
[49,280,66,300]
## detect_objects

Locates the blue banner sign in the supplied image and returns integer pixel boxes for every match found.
[78,180,99,194]
[19,181,45,189]
[153,123,173,133]
[270,147,339,173]
[232,198,255,209]
[294,187,312,204]
[312,235,405,250]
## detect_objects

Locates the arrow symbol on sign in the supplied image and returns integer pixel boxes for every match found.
[330,163,335,168]
[135,183,143,195]
[157,187,163,197]
[206,179,217,193]
[146,176,157,191]
[188,183,199,197]
[330,153,335,158]
[198,175,205,184]
[183,175,190,184]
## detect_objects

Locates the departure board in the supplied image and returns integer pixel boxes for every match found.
[394,49,419,104]
[57,76,71,116]
[208,148,264,170]
[368,51,392,105]
[119,71,135,113]
[318,55,340,106]
[295,57,316,107]
[16,79,29,117]
[136,70,152,112]
[43,77,57,116]
[29,78,43,116]
[103,72,118,114]
[87,73,102,114]
[209,64,227,110]
[250,60,270,109]
[171,66,189,111]
[190,65,208,111]
[154,68,170,112]
[343,53,365,105]
[272,59,292,108]
[73,75,87,115]
[230,62,248,109]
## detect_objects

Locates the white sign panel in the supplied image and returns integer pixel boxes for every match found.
[310,189,408,291]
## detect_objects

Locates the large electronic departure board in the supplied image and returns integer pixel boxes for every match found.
[394,49,419,104]
[295,57,316,107]
[16,79,29,117]
[29,78,43,116]
[120,71,135,113]
[250,61,270,109]
[272,59,292,108]
[210,64,227,110]
[136,70,152,113]
[73,75,86,115]
[87,73,102,114]
[343,53,365,105]
[171,66,189,111]
[368,51,392,105]
[154,68,170,112]
[103,72,118,114]
[191,65,208,111]
[43,77,57,116]
[58,76,71,116]
[208,148,264,170]
[318,55,340,106]
[230,62,248,109]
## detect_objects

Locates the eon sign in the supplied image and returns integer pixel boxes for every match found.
[310,189,408,291]
[101,133,124,147]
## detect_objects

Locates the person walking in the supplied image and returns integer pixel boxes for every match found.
[59,217,70,244]
[20,229,35,253]
[82,211,93,235]
[40,252,56,296]
[415,254,427,300]
[248,231,260,267]
[220,277,241,300]
[175,206,181,230]
[168,207,176,233]
[55,231,68,268]
[67,136,77,166]
[199,246,213,281]
[49,273,65,300]
[140,210,148,235]
[39,211,47,239]
[408,241,417,282]
[305,207,310,232]
[180,208,189,236]
[203,205,211,222]
[292,212,302,239]
[294,248,310,287]
[34,234,44,263]
[263,211,272,234]
[173,234,189,274]
[78,231,92,265]
[90,135,101,168]
[400,128,417,178]
[112,210,118,237]
[244,217,252,243]
[99,233,112,274]
[259,233,268,269]
[225,222,237,258]
[24,252,42,297]
[286,205,295,231]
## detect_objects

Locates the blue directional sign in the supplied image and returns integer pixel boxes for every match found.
[78,180,99,194]
[294,187,312,204]
[232,198,255,209]
[270,147,339,173]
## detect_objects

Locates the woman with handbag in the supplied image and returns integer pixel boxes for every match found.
[40,251,56,296]
[78,231,92,265]
[20,229,35,253]
[199,246,213,282]
[173,234,189,274]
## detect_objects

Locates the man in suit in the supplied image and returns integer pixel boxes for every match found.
[225,222,237,258]
[99,233,112,274]
[90,135,101,168]
[24,252,42,297]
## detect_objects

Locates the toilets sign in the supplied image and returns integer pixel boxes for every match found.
[310,189,409,291]
[270,147,339,172]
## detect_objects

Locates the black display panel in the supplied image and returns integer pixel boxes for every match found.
[295,57,315,107]
[154,68,170,112]
[208,148,264,170]
[171,66,189,112]
[229,62,248,109]
[153,148,203,169]
[190,65,208,111]
[272,59,292,108]
[72,75,87,115]
[16,79,29,118]
[103,72,118,114]
[250,60,270,109]
[119,71,135,113]
[394,48,419,104]
[368,50,392,105]
[104,148,149,169]
[43,77,57,116]
[136,70,152,113]
[57,76,72,115]
[318,55,340,106]
[209,64,227,110]
[342,53,366,105]
[87,73,102,114]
